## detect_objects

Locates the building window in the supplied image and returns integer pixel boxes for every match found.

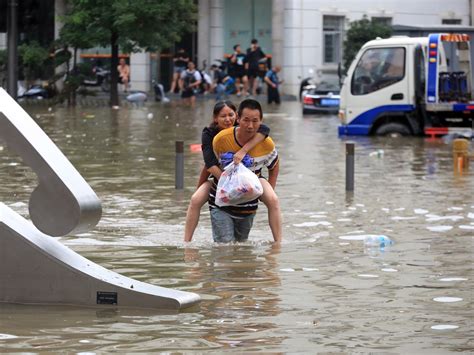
[372,17,392,26]
[323,15,345,64]
[442,19,462,25]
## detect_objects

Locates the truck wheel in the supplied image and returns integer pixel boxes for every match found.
[375,123,411,137]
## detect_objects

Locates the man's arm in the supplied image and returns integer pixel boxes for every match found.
[268,161,279,189]
[264,75,276,88]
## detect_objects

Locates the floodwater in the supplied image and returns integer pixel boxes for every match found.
[0,99,473,353]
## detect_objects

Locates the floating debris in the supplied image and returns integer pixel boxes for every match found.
[433,297,463,303]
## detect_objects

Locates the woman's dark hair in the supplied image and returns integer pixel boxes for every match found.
[209,100,237,128]
[237,99,262,119]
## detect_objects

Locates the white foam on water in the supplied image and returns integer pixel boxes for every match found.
[338,235,366,241]
[0,334,17,340]
[356,204,365,207]
[293,221,331,227]
[433,297,463,303]
[439,277,468,282]
[414,208,429,214]
[468,212,474,219]
[448,206,463,211]
[381,268,398,272]
[459,225,474,230]
[427,225,453,232]
[426,214,464,222]
[391,216,418,220]
[358,274,379,278]
[346,230,365,234]
[309,215,327,219]
[339,242,350,246]
[337,218,352,222]
[394,207,405,211]
[381,208,390,212]
[302,267,319,272]
[326,201,335,205]
[79,340,91,343]
[75,233,93,237]
[280,268,295,272]
[431,325,459,330]
[9,201,26,207]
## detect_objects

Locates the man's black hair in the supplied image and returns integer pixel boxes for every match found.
[251,39,258,44]
[237,99,263,119]
[233,44,240,51]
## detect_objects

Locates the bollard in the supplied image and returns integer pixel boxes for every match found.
[453,138,469,173]
[175,140,184,189]
[346,142,355,191]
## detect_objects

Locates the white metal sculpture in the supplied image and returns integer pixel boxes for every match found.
[0,88,200,309]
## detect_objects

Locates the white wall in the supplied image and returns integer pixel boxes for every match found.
[130,53,151,92]
[209,0,225,66]
[0,33,6,50]
[279,0,472,96]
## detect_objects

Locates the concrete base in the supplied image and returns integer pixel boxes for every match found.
[0,203,200,310]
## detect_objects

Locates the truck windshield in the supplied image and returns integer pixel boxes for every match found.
[351,47,406,95]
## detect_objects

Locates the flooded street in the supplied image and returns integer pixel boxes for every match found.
[0,99,473,352]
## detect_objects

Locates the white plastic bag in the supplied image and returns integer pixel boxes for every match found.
[215,162,263,207]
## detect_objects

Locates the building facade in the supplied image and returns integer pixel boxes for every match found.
[1,0,473,95]
[198,0,473,97]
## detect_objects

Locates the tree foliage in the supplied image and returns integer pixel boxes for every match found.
[18,41,50,84]
[60,0,197,106]
[343,16,392,72]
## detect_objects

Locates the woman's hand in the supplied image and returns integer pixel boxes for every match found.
[233,149,246,165]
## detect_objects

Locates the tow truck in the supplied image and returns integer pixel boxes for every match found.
[338,33,473,137]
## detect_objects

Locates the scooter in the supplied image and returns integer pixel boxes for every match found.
[18,83,49,99]
[153,80,170,103]
[82,66,111,92]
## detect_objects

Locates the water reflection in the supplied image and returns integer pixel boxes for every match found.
[0,101,473,352]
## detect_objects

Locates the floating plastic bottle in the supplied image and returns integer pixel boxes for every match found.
[364,235,393,249]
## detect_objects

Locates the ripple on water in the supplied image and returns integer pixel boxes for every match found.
[0,334,17,340]
[381,268,398,272]
[426,225,453,232]
[433,297,463,303]
[358,274,379,278]
[431,324,459,330]
[438,277,468,282]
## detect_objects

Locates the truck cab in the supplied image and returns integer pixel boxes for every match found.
[338,33,473,137]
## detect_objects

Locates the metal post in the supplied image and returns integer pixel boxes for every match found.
[346,142,355,191]
[175,141,184,189]
[7,0,18,100]
[453,138,469,173]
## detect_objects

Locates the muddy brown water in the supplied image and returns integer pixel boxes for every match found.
[0,100,472,352]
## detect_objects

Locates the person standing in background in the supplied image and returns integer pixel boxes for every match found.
[245,39,266,96]
[264,65,283,104]
[117,58,130,93]
[179,61,202,107]
[170,49,190,94]
[228,44,248,97]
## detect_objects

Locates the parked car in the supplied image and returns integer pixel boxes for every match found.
[302,80,340,114]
